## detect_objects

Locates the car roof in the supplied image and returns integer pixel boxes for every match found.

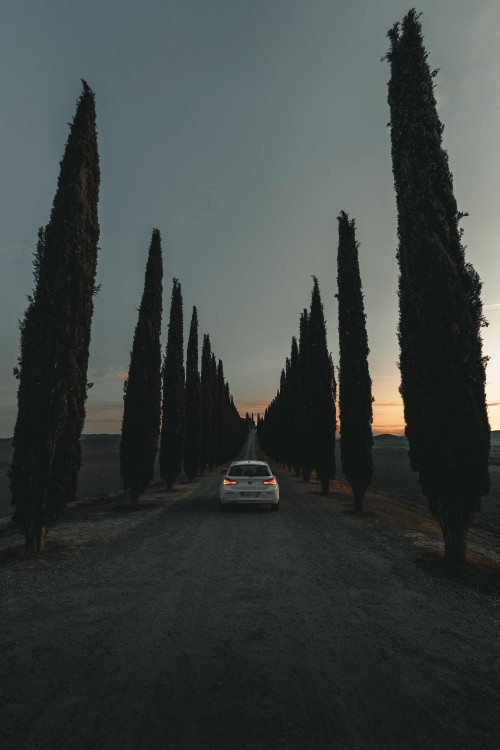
[229,460,269,466]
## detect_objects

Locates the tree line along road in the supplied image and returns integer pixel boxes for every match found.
[2,432,499,749]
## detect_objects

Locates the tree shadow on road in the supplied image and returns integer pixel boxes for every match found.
[414,551,500,595]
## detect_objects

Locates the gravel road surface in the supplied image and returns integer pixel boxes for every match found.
[2,432,500,749]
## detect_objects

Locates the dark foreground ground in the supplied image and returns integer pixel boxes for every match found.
[1,432,499,749]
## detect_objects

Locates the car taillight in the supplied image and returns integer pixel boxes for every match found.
[262,477,277,485]
[223,478,238,485]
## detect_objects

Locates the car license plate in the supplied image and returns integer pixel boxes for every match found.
[241,491,260,498]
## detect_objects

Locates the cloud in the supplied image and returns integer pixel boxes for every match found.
[484,303,500,311]
[468,1,500,66]
[87,366,128,382]
[471,0,500,42]
[487,402,500,408]
[0,243,31,259]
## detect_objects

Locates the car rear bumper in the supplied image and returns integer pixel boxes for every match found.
[219,490,279,505]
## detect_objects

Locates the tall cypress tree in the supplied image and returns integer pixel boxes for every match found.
[226,386,247,458]
[199,334,212,475]
[160,279,186,490]
[278,367,289,468]
[10,81,100,552]
[282,358,293,471]
[216,359,226,466]
[309,277,336,494]
[298,309,313,482]
[289,337,301,477]
[209,352,218,470]
[386,10,490,562]
[337,212,373,512]
[120,229,163,504]
[184,306,201,481]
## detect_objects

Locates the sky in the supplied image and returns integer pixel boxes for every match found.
[1,0,499,437]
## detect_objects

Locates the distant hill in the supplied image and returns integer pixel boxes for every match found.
[1,434,122,442]
[373,434,408,447]
[81,434,120,441]
[372,431,500,450]
[1,430,499,445]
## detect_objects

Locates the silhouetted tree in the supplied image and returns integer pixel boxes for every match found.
[386,10,490,563]
[160,279,186,490]
[289,337,301,476]
[183,307,202,481]
[120,229,163,504]
[216,359,226,466]
[309,277,336,494]
[337,212,373,512]
[10,81,100,551]
[259,345,299,473]
[298,309,313,482]
[209,352,218,469]
[228,388,248,457]
[199,334,212,474]
[282,359,294,471]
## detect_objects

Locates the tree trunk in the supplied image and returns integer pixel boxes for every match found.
[25,524,48,552]
[321,479,330,495]
[302,468,311,483]
[130,489,140,506]
[443,525,468,565]
[353,490,364,514]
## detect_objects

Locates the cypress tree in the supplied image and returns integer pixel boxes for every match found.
[216,359,226,466]
[289,337,301,477]
[337,212,373,512]
[184,306,201,481]
[160,279,186,490]
[10,81,100,552]
[386,10,490,563]
[282,359,293,471]
[209,352,218,470]
[226,387,248,457]
[298,309,313,482]
[199,334,212,474]
[309,277,336,494]
[120,229,163,505]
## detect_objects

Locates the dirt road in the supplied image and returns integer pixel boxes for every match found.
[2,434,500,749]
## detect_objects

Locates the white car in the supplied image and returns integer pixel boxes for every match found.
[220,460,279,511]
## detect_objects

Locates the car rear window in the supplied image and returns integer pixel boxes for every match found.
[228,464,271,478]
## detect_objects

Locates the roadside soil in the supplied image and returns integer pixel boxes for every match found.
[1,432,499,749]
